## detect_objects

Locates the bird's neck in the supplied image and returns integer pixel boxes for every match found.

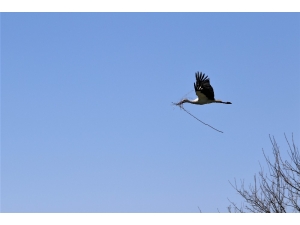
[183,98,198,104]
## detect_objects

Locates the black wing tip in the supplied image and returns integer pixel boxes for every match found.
[195,71,205,78]
[195,71,209,82]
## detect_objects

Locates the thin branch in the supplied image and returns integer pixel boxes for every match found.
[228,134,299,213]
[197,206,202,213]
[172,102,223,133]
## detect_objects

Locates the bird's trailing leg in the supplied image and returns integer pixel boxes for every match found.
[214,100,232,104]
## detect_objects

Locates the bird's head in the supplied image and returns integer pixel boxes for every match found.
[172,98,188,108]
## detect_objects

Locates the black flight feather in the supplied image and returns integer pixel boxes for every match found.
[194,71,215,100]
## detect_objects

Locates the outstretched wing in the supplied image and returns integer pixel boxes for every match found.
[194,72,215,100]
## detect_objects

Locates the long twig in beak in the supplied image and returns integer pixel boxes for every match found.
[172,102,223,133]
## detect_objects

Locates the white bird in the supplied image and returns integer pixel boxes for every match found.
[175,71,232,106]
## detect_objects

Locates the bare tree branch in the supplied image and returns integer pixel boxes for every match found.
[228,134,299,213]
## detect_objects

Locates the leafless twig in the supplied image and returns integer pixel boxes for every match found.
[172,102,223,133]
[228,134,300,213]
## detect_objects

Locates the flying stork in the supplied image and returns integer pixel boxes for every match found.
[175,72,232,106]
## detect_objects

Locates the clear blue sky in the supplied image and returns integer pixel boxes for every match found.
[1,13,300,213]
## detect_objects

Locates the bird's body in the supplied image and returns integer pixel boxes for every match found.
[175,72,232,106]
